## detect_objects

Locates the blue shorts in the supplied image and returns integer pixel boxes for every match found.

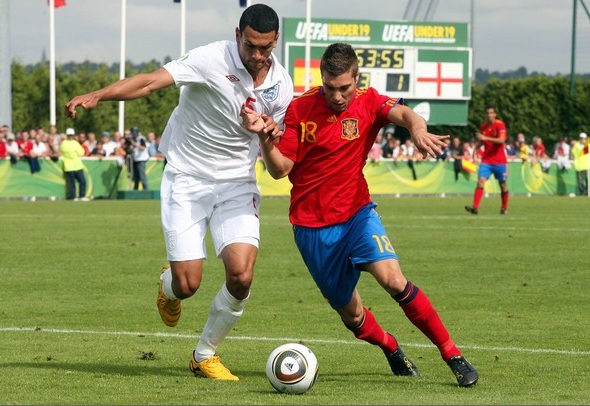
[478,163,508,183]
[293,202,398,309]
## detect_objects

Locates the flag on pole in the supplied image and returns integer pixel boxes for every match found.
[239,0,248,7]
[47,0,67,8]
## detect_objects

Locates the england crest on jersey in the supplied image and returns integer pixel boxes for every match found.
[262,83,280,102]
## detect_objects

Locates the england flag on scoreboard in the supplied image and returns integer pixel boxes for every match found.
[415,61,464,99]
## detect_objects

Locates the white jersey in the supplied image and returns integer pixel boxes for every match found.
[160,40,293,182]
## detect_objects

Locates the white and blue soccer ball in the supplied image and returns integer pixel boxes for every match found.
[265,343,319,394]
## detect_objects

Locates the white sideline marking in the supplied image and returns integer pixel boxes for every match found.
[1,327,589,356]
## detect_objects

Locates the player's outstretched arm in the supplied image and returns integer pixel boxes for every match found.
[388,104,449,159]
[64,67,174,118]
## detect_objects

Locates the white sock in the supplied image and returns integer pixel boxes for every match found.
[194,283,249,362]
[160,267,179,301]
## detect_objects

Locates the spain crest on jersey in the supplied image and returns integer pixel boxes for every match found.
[341,118,359,140]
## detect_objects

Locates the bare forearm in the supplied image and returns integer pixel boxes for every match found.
[93,74,161,102]
[388,105,427,136]
[258,138,292,179]
[65,68,173,118]
[478,133,505,144]
[241,104,294,178]
[388,104,448,158]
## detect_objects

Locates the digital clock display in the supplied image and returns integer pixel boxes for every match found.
[355,48,405,69]
[386,73,410,92]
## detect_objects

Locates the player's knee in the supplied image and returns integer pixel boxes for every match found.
[172,273,201,298]
[227,270,253,290]
[338,302,364,328]
[176,280,200,298]
[225,274,252,301]
[383,270,407,295]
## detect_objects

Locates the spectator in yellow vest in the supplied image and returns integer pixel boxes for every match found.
[572,132,589,196]
[60,128,88,201]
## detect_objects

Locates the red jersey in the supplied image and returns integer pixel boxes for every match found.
[20,140,34,157]
[278,86,399,227]
[533,143,547,158]
[479,119,507,164]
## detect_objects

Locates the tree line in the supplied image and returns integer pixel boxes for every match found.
[9,60,590,146]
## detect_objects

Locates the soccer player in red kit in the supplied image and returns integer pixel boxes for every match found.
[465,105,509,215]
[242,42,479,387]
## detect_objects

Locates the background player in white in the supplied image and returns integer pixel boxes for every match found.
[64,4,293,381]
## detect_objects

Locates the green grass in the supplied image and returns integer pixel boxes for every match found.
[1,195,589,404]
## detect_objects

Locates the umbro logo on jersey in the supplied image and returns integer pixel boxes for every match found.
[226,75,240,82]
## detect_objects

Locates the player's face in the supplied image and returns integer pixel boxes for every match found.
[485,108,496,123]
[321,70,359,112]
[236,26,278,75]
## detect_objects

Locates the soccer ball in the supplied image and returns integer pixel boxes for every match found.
[265,343,319,394]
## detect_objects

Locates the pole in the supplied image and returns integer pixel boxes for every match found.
[304,0,311,91]
[180,0,186,56]
[470,0,475,83]
[178,0,186,99]
[570,0,577,98]
[0,0,12,130]
[49,0,56,126]
[118,0,127,135]
[569,0,578,133]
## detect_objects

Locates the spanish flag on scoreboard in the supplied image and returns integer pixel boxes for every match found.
[461,159,477,174]
[293,59,322,93]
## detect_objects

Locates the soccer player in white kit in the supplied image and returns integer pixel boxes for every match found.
[64,4,293,381]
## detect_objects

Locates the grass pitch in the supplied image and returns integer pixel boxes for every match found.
[0,195,589,404]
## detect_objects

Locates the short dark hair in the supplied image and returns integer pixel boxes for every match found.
[320,43,359,77]
[239,4,279,34]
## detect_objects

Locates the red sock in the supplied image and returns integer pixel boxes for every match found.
[473,187,484,209]
[501,190,509,210]
[346,307,398,354]
[394,282,460,362]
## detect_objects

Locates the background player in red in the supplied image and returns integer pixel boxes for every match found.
[242,42,479,387]
[465,105,509,214]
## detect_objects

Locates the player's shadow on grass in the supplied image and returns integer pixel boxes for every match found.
[2,364,282,382]
[1,361,187,377]
[322,371,422,383]
[313,371,462,389]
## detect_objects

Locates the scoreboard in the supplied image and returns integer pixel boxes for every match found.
[355,47,412,94]
[355,47,409,91]
[282,18,472,125]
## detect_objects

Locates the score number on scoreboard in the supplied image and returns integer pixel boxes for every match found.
[355,47,415,96]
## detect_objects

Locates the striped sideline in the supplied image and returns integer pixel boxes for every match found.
[2,327,589,356]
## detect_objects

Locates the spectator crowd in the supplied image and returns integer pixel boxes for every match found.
[1,123,588,194]
[0,123,164,171]
[366,126,588,174]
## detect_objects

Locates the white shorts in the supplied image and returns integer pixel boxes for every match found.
[160,165,261,261]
